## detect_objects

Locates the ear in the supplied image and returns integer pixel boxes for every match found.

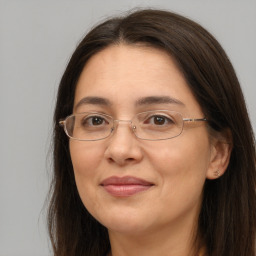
[206,129,233,180]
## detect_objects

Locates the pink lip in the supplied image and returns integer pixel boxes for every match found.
[100,176,154,197]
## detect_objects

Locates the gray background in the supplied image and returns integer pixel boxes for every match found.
[0,1,255,255]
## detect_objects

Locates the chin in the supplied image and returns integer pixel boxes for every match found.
[106,220,149,235]
[96,208,152,234]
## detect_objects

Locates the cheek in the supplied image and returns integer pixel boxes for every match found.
[70,141,104,174]
[69,141,106,216]
[147,133,211,194]
[69,141,105,195]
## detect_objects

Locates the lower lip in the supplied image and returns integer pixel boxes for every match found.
[102,184,152,197]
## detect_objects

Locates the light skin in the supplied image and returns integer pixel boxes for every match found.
[69,44,231,256]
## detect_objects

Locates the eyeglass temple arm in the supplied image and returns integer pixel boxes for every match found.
[183,118,207,122]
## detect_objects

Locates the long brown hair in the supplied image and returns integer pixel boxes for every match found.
[48,9,256,256]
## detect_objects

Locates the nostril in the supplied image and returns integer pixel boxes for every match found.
[107,157,115,163]
[126,158,135,162]
[107,156,135,165]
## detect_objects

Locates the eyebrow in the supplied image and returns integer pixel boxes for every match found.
[74,95,185,111]
[74,96,112,111]
[135,96,185,107]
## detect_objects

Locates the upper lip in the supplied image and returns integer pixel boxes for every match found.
[100,176,154,186]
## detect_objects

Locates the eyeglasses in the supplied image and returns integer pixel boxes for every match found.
[59,110,207,141]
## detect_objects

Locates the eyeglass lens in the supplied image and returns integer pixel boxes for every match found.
[64,111,184,141]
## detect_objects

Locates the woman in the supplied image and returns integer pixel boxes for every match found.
[48,9,256,256]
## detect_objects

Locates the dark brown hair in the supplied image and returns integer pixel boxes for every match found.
[48,9,256,256]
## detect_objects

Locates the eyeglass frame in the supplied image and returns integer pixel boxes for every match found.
[59,110,207,141]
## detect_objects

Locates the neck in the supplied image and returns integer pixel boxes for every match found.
[108,218,202,256]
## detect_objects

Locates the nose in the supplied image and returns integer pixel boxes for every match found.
[104,120,143,166]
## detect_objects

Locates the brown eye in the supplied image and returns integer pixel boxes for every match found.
[146,115,174,126]
[81,116,108,127]
[91,116,104,125]
[153,116,166,125]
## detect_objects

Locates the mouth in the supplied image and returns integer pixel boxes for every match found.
[100,176,154,197]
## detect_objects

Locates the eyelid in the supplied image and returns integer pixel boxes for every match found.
[76,110,181,120]
[145,114,174,121]
[138,110,175,118]
[83,113,113,121]
[77,110,109,115]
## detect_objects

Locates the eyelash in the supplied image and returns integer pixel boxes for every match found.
[80,113,175,127]
[145,115,175,125]
[81,116,109,126]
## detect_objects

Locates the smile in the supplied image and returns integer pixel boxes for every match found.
[100,176,154,197]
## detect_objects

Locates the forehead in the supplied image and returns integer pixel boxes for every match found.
[77,44,182,87]
[74,44,202,115]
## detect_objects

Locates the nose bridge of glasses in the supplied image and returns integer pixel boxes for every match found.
[113,119,132,126]
[112,119,135,131]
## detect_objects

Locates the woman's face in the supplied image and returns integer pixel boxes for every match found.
[70,45,216,236]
